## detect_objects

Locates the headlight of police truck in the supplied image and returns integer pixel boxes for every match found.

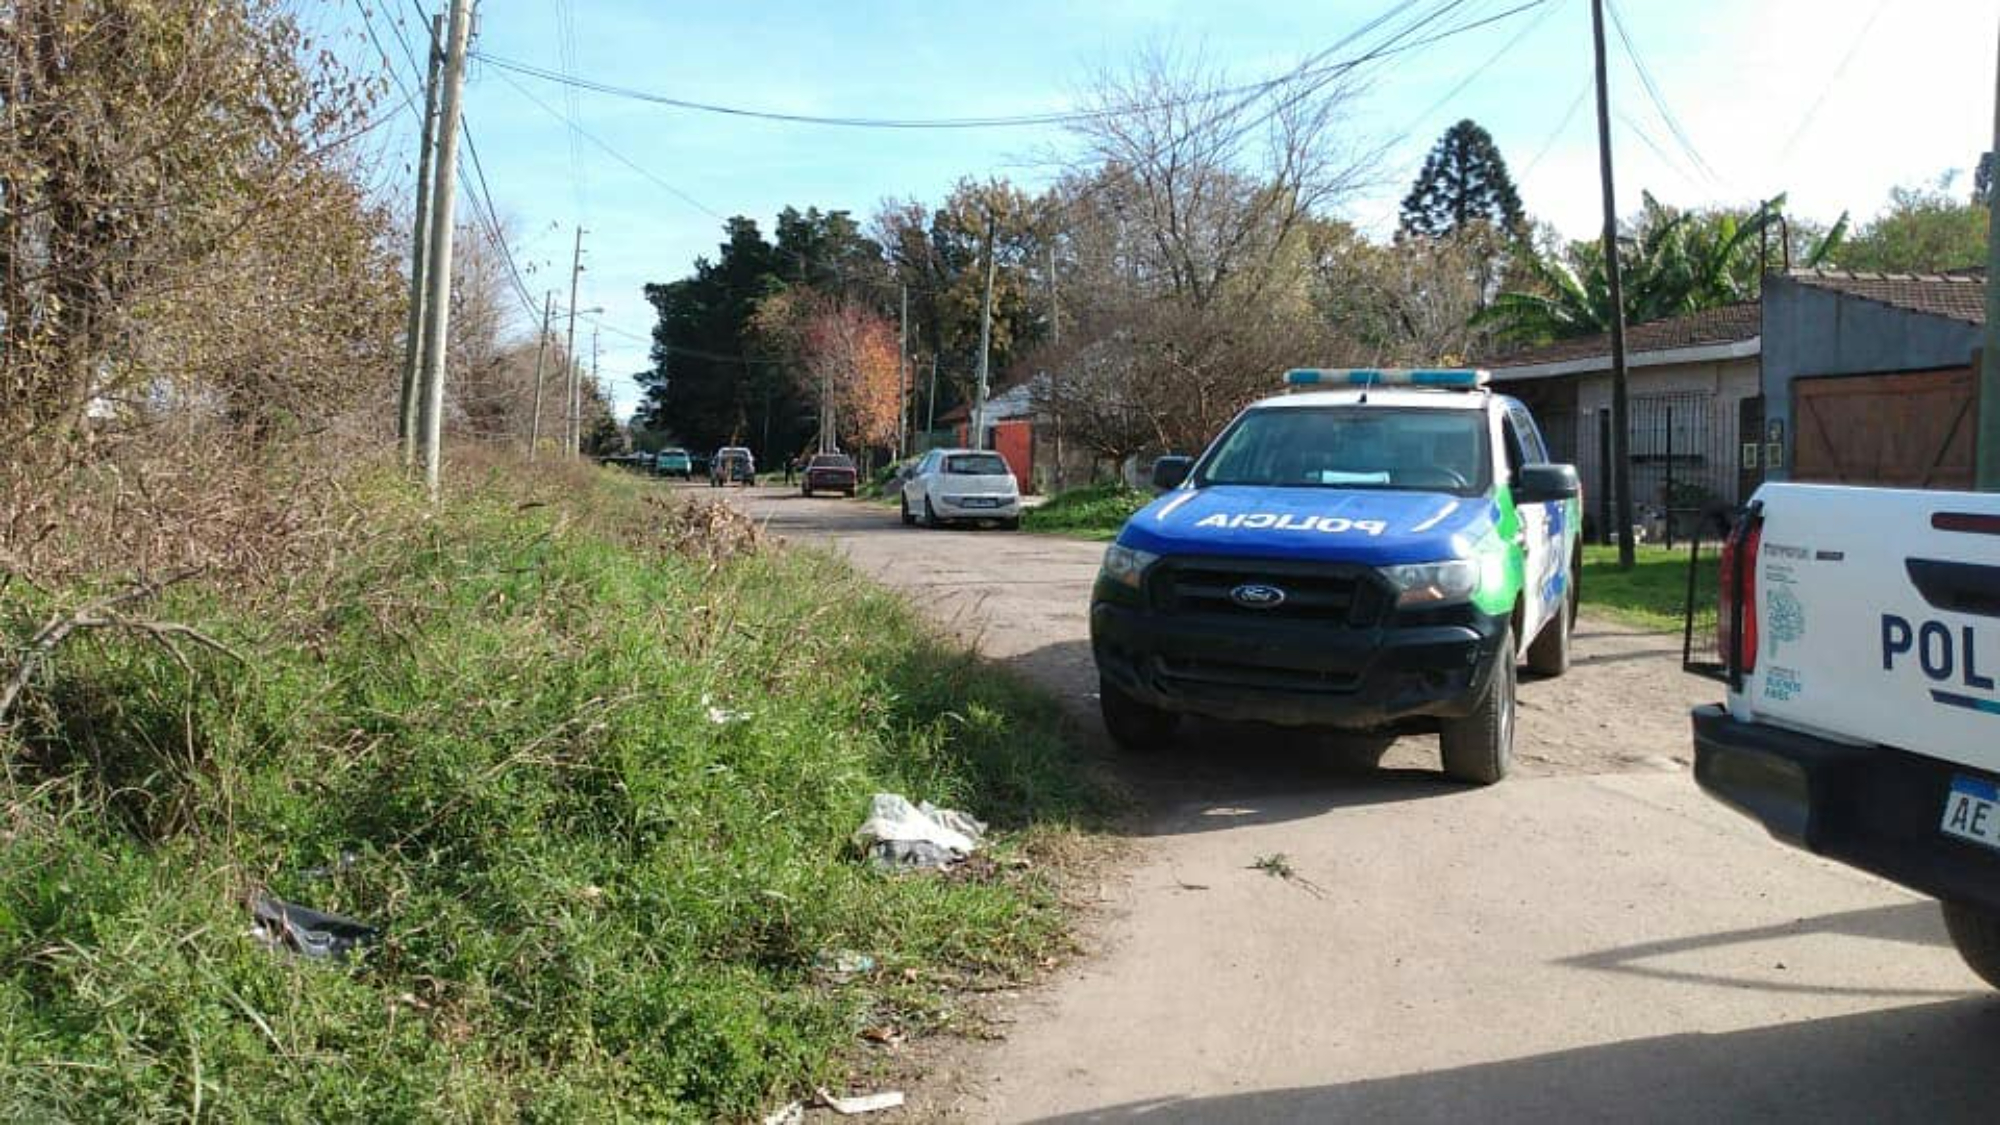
[1099,544,1160,590]
[1379,559,1478,607]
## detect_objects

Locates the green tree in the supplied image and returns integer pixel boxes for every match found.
[1837,181,1988,273]
[1976,152,1994,206]
[1399,120,1526,238]
[1479,193,1843,343]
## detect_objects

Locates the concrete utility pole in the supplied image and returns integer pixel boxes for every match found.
[398,13,444,468]
[1978,15,2000,490]
[416,0,472,502]
[897,283,909,459]
[1591,0,1636,566]
[527,291,553,460]
[563,226,584,457]
[973,211,998,450]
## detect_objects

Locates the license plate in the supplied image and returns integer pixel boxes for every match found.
[960,497,999,508]
[1941,776,2000,850]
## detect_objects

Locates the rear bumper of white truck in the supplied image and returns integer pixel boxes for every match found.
[1692,704,2000,915]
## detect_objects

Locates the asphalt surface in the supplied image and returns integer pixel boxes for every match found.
[717,484,2000,1124]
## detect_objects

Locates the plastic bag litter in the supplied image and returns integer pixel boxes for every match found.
[852,793,986,871]
[250,894,379,961]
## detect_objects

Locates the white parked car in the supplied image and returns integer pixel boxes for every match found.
[901,448,1022,529]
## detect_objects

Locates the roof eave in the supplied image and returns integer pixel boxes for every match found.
[1490,335,1761,381]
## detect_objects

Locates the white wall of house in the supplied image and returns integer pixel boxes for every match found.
[1567,355,1759,508]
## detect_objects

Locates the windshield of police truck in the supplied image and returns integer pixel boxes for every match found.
[1196,407,1489,496]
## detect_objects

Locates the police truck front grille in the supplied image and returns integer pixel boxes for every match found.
[1154,563,1386,626]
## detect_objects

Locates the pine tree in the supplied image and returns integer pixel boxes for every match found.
[1976,151,1995,206]
[1399,119,1526,238]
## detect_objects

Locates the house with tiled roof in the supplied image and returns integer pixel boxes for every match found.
[1761,269,1986,488]
[1481,301,1765,537]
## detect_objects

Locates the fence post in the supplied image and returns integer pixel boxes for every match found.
[1664,403,1676,550]
[1597,408,1613,545]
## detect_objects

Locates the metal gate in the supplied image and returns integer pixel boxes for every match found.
[1588,391,1736,547]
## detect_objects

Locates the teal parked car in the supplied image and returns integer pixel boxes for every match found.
[653,449,693,478]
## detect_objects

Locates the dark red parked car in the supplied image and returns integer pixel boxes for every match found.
[801,452,858,497]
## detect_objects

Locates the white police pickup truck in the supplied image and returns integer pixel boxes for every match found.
[1090,368,1582,784]
[1693,483,2000,986]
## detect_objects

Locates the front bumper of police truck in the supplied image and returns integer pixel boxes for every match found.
[1089,551,1510,730]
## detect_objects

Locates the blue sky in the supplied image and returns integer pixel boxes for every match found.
[335,0,1994,416]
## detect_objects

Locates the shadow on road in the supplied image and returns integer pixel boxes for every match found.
[1024,995,2000,1123]
[1560,901,1969,1000]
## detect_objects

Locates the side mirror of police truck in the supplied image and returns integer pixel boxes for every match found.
[1151,455,1193,492]
[1515,463,1581,504]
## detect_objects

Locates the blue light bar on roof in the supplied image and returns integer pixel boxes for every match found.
[1284,367,1490,389]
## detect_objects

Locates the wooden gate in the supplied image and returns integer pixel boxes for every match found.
[1791,367,1980,489]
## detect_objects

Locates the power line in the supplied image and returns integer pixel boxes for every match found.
[1521,76,1590,175]
[470,0,1551,131]
[1781,0,1891,160]
[1604,0,1719,186]
[1394,0,1565,137]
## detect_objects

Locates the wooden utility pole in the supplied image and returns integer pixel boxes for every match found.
[527,291,553,460]
[897,283,909,459]
[1978,15,2000,490]
[973,211,997,450]
[926,355,939,440]
[398,14,445,468]
[416,0,472,501]
[1591,0,1636,566]
[562,226,584,457]
[1047,241,1060,346]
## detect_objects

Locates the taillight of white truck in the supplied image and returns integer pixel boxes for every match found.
[1717,511,1763,681]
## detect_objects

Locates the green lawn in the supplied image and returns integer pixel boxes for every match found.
[1579,542,1714,631]
[1,461,1102,1121]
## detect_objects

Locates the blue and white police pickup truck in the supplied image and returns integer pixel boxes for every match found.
[1090,368,1582,784]
[1693,482,2000,986]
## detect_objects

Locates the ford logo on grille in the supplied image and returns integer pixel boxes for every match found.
[1228,583,1287,610]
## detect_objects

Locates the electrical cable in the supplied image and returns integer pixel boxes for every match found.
[1780,0,1890,160]
[470,0,1550,131]
[1604,0,1719,186]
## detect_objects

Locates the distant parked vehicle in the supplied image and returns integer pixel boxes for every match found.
[900,448,1021,529]
[802,452,858,497]
[710,446,755,487]
[654,448,693,478]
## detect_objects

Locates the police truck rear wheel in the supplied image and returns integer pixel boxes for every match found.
[1439,625,1514,785]
[1100,679,1178,751]
[1942,902,2000,989]
[1525,591,1573,677]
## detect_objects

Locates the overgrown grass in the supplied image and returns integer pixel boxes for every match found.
[1579,542,1712,631]
[0,463,1100,1122]
[1021,483,1150,541]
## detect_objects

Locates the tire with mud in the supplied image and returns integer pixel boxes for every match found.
[1943,901,2000,989]
[1100,678,1178,752]
[1439,623,1515,785]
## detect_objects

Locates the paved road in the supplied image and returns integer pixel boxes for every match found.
[723,485,1999,1123]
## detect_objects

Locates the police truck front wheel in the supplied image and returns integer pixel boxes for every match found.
[1439,625,1515,785]
[1100,678,1178,751]
[1943,902,2000,989]
[1525,588,1573,677]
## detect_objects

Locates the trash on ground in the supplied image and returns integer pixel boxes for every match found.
[700,693,750,725]
[853,793,986,871]
[859,1024,904,1047]
[761,1101,804,1125]
[812,949,876,980]
[249,893,379,961]
[815,1087,906,1115]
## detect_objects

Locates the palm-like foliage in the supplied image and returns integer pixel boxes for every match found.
[1479,194,1847,344]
